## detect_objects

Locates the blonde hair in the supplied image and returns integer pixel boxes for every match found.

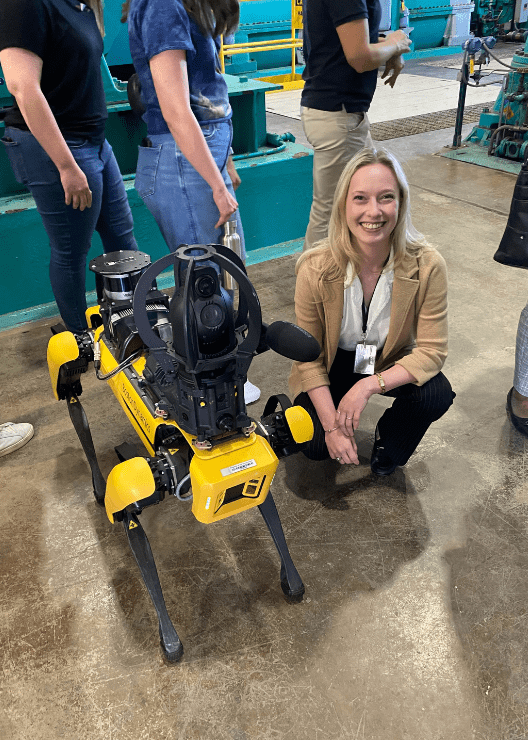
[297,147,429,283]
[86,0,105,35]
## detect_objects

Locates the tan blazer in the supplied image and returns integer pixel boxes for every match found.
[289,246,448,399]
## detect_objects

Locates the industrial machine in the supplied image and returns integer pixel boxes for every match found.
[46,244,319,662]
[471,0,528,38]
[444,32,528,171]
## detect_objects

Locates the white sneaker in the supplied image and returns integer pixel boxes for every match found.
[0,422,34,457]
[244,380,261,405]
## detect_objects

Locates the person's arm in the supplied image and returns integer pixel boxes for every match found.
[394,253,449,383]
[0,47,92,210]
[381,54,405,88]
[334,364,416,438]
[148,48,238,228]
[336,20,411,73]
[226,155,241,191]
[308,385,359,465]
[336,252,449,435]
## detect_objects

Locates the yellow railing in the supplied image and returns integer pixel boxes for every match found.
[220,0,304,90]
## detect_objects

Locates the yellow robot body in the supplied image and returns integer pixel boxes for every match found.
[105,457,157,523]
[190,433,279,523]
[284,406,314,444]
[96,329,167,456]
[47,331,81,400]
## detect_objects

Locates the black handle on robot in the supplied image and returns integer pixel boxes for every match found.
[260,321,321,362]
[132,246,262,367]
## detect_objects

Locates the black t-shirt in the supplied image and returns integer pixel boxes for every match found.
[302,0,381,112]
[0,0,107,141]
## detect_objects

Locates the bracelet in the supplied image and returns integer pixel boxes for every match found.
[376,373,386,394]
[324,426,338,434]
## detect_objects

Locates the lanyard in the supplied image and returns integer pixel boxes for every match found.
[361,273,383,338]
[360,257,389,339]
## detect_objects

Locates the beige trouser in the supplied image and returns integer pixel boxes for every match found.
[301,106,372,250]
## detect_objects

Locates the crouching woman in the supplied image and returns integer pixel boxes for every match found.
[290,148,455,474]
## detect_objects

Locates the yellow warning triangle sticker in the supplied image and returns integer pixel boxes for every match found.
[129,521,138,530]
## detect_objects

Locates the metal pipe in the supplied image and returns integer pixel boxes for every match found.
[231,143,287,161]
[488,124,528,156]
[453,54,469,147]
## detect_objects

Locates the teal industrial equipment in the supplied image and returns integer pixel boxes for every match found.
[443,33,528,172]
[228,0,465,71]
[0,1,313,329]
[471,0,528,38]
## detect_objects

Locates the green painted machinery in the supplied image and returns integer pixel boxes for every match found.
[459,36,528,162]
[0,3,313,328]
[441,34,528,172]
[471,0,527,38]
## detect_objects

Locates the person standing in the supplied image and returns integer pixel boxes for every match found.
[123,0,260,402]
[124,0,243,252]
[0,0,138,337]
[301,0,412,250]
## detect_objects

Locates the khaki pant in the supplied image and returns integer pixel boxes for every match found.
[301,106,372,250]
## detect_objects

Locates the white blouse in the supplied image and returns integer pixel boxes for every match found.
[339,260,394,351]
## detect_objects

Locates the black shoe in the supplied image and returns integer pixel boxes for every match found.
[506,387,528,438]
[370,430,398,476]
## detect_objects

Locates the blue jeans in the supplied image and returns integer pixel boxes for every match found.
[134,121,245,258]
[2,128,137,333]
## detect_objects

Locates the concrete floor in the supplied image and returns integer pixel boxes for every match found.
[2,144,528,739]
[3,43,528,735]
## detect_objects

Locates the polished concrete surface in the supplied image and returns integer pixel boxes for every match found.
[1,146,527,739]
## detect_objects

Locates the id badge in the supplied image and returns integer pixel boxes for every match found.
[354,342,377,375]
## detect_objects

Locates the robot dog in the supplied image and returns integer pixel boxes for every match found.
[47,245,319,662]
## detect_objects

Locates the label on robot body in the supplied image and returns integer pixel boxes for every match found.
[220,459,257,477]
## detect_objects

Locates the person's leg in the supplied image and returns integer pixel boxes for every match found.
[3,128,103,333]
[512,301,528,417]
[376,372,455,467]
[136,123,245,257]
[301,107,372,251]
[134,125,256,401]
[95,140,137,252]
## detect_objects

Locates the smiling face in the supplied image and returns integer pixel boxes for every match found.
[345,163,400,258]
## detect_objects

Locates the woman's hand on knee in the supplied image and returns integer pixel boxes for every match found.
[60,164,92,211]
[336,378,375,436]
[213,184,239,228]
[326,428,359,465]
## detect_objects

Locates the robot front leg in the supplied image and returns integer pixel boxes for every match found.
[258,492,305,602]
[66,393,106,505]
[123,510,184,663]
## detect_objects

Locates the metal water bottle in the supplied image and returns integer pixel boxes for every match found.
[222,219,242,294]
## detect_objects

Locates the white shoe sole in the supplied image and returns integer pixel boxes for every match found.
[0,427,34,457]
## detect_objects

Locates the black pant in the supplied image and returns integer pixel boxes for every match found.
[295,348,455,465]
